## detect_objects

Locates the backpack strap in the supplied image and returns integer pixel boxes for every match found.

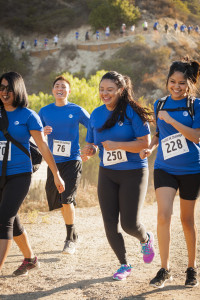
[187,96,195,119]
[155,95,169,122]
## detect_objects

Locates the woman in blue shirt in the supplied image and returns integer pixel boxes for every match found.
[0,72,65,276]
[39,75,90,255]
[82,71,155,281]
[140,57,200,288]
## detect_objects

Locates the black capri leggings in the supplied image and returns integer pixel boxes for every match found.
[0,173,31,240]
[98,167,148,265]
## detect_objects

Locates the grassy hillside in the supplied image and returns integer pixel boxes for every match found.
[0,0,89,34]
[0,0,199,34]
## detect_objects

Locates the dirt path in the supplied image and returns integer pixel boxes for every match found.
[0,197,200,300]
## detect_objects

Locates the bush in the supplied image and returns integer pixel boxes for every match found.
[0,35,31,77]
[87,0,140,30]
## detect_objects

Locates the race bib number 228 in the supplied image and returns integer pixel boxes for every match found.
[161,133,189,160]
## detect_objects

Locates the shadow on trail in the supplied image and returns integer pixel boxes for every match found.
[0,276,113,299]
[120,284,189,300]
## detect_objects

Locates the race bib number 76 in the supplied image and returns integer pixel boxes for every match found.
[53,140,71,157]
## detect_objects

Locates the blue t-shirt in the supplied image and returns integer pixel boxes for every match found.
[39,102,90,163]
[86,104,150,170]
[154,96,200,175]
[0,107,43,176]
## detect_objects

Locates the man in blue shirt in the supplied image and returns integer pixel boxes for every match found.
[39,75,90,254]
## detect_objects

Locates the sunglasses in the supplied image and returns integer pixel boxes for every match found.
[0,84,13,93]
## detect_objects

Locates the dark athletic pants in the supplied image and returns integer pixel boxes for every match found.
[98,167,148,265]
[0,173,31,239]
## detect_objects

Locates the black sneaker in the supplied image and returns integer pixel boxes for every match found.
[150,268,173,288]
[13,256,40,277]
[185,267,199,287]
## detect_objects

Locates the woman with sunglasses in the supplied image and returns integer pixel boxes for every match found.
[140,57,200,288]
[0,72,65,276]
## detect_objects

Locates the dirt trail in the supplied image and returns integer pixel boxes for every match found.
[0,197,200,300]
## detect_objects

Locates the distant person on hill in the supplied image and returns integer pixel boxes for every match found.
[195,25,199,35]
[0,72,64,276]
[39,75,90,255]
[81,71,155,281]
[105,26,110,39]
[96,30,100,40]
[187,25,193,35]
[85,31,90,41]
[174,21,178,33]
[153,21,159,31]
[34,39,37,47]
[142,20,148,31]
[44,38,48,48]
[164,23,169,34]
[20,41,25,50]
[140,56,200,288]
[75,31,79,41]
[130,24,135,34]
[180,24,186,34]
[53,35,58,46]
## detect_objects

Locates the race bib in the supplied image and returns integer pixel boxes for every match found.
[53,140,71,157]
[103,149,127,166]
[161,133,189,160]
[0,141,11,161]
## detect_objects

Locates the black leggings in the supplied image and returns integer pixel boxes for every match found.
[98,167,148,265]
[0,173,31,239]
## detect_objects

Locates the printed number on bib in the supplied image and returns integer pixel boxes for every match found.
[103,149,127,166]
[0,141,11,161]
[161,133,189,160]
[53,140,71,157]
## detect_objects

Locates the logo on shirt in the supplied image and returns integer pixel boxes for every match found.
[118,121,123,126]
[68,114,73,118]
[183,111,188,117]
[14,121,19,125]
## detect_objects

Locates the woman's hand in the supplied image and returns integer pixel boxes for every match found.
[81,143,97,162]
[53,172,65,193]
[139,148,152,159]
[44,126,53,136]
[158,111,173,124]
[101,141,119,151]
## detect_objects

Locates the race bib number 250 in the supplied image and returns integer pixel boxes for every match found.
[161,133,189,160]
[103,149,127,166]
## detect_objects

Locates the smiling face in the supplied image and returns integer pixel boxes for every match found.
[52,80,71,105]
[0,78,15,110]
[99,79,123,111]
[167,71,189,100]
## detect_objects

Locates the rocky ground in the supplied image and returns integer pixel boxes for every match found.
[0,196,200,300]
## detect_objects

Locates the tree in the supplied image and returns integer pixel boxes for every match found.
[87,0,140,30]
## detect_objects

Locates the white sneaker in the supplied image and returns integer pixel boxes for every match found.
[62,240,76,255]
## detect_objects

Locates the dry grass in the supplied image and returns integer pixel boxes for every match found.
[19,180,99,214]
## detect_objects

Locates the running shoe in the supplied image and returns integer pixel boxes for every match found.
[150,268,173,288]
[13,256,40,277]
[62,240,76,255]
[113,264,132,281]
[185,267,199,287]
[140,232,155,263]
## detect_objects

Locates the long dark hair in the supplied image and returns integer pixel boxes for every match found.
[167,56,200,96]
[0,72,28,107]
[98,71,153,132]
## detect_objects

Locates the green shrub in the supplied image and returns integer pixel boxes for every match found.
[87,0,140,30]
